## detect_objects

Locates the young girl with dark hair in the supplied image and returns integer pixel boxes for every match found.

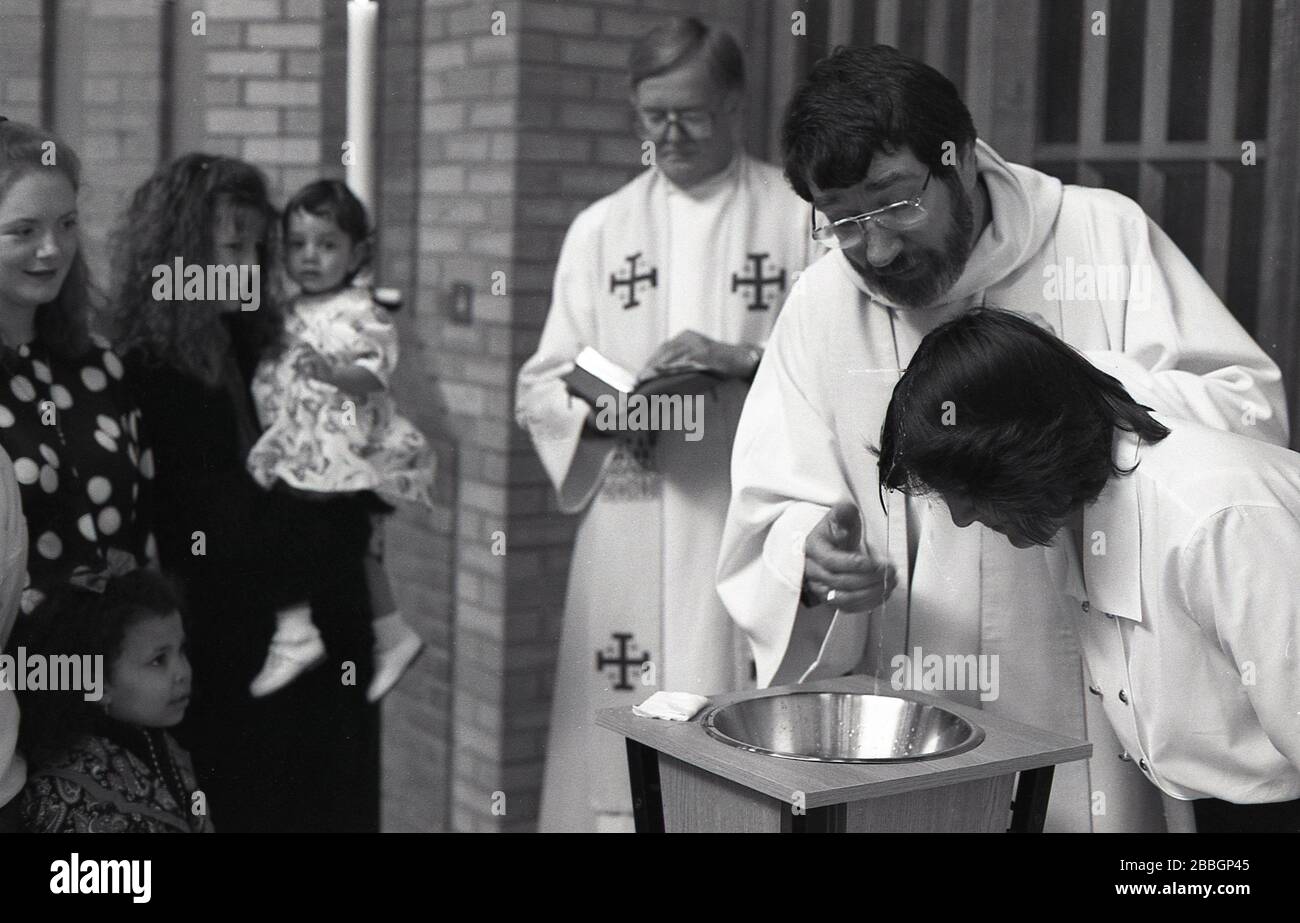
[245,179,433,701]
[112,154,379,832]
[878,307,1300,833]
[18,565,210,833]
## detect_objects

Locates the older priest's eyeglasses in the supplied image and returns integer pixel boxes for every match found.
[636,107,715,140]
[811,169,932,248]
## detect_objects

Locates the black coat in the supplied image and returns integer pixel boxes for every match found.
[125,324,379,833]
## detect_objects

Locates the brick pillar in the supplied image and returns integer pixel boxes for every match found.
[0,0,45,125]
[202,0,326,199]
[380,0,759,833]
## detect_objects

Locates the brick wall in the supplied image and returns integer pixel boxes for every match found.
[373,0,457,835]
[1,0,766,833]
[73,1,164,282]
[202,0,327,198]
[0,0,44,126]
[419,0,758,833]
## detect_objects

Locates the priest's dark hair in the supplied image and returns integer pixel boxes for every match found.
[875,308,1170,545]
[629,16,745,93]
[782,45,976,202]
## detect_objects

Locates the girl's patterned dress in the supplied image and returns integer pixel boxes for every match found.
[21,724,212,833]
[247,287,433,507]
[0,334,153,618]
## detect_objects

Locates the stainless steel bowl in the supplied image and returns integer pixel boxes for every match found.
[702,692,985,763]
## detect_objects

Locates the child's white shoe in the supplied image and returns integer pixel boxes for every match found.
[249,626,327,698]
[367,621,423,703]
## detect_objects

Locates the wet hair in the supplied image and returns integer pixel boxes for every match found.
[16,569,185,767]
[876,308,1170,544]
[111,153,285,386]
[0,117,96,360]
[282,179,373,284]
[782,45,977,201]
[628,16,745,93]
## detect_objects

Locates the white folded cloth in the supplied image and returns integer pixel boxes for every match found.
[632,691,711,721]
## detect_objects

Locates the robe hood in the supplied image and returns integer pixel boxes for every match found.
[830,139,1064,309]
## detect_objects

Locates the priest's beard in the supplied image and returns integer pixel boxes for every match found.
[852,176,975,309]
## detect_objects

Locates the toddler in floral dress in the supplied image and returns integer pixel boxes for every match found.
[246,180,434,700]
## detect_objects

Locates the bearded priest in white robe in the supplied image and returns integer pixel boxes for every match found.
[718,46,1288,834]
[516,18,817,833]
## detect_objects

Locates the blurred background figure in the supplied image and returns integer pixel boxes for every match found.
[516,16,815,832]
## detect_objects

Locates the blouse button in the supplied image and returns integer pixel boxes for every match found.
[1081,601,1090,612]
[1118,751,1133,762]
[1139,759,1150,773]
[1118,689,1129,704]
[1088,684,1103,697]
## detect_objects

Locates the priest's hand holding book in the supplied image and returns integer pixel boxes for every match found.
[563,332,761,436]
[801,502,897,612]
[639,329,762,381]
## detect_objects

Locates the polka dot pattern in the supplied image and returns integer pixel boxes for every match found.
[0,341,149,599]
[81,367,107,392]
[37,531,62,560]
[97,507,121,536]
[14,457,38,484]
[87,476,112,504]
[11,376,35,402]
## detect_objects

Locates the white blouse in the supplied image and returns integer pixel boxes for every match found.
[1046,416,1300,803]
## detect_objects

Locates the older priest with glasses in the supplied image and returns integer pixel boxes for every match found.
[516,17,816,831]
[717,45,1289,833]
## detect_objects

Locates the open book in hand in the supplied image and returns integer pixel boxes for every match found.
[562,346,726,407]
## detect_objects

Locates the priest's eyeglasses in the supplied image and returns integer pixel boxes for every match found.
[636,107,715,140]
[811,170,932,248]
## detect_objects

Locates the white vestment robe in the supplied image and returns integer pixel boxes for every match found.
[517,154,816,832]
[717,140,1289,833]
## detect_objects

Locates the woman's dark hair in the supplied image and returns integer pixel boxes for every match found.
[876,308,1170,544]
[782,45,977,202]
[628,16,745,93]
[111,153,284,386]
[0,118,97,361]
[282,179,373,284]
[16,569,184,767]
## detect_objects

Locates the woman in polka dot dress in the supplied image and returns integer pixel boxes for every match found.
[0,119,152,627]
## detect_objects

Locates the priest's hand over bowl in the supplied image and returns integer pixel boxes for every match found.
[801,502,897,613]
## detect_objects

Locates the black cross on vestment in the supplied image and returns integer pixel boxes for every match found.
[610,253,658,309]
[596,632,650,691]
[731,252,786,311]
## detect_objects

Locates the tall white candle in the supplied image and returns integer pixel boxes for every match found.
[346,0,379,214]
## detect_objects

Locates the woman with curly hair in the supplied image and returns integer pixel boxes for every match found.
[112,153,379,832]
[0,117,153,621]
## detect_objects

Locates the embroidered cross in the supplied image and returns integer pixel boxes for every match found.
[610,253,658,310]
[596,632,650,691]
[731,252,786,311]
